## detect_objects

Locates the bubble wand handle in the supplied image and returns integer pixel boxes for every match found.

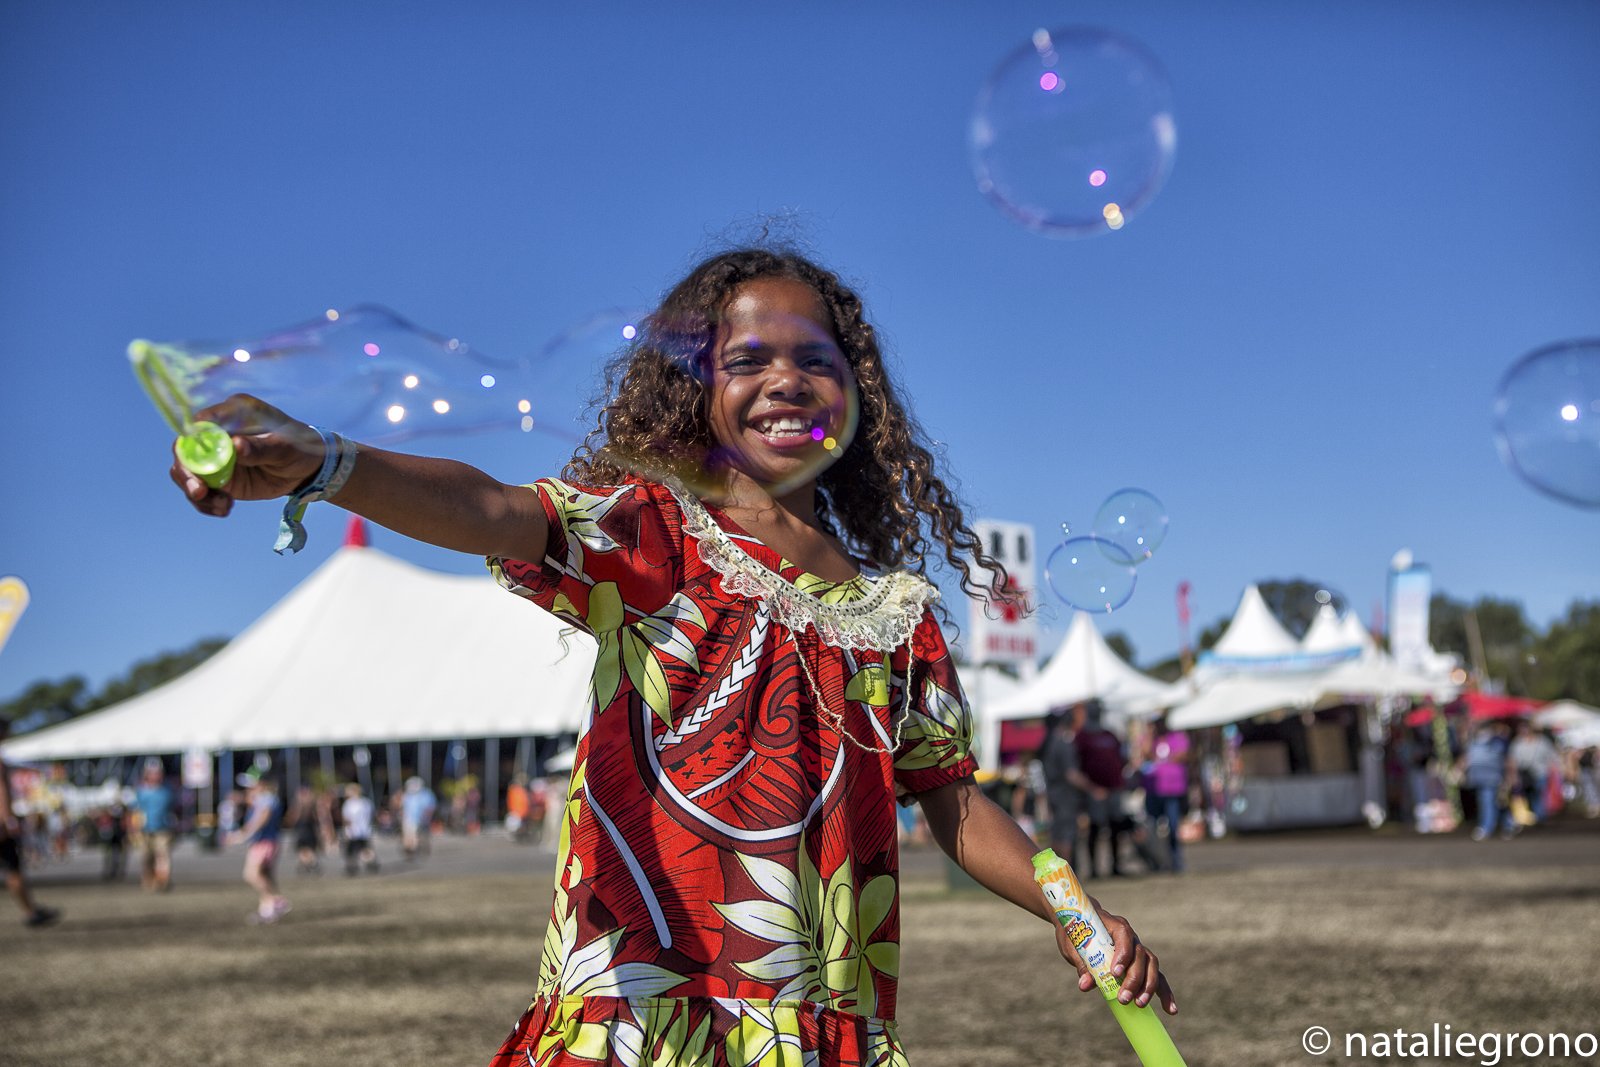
[128,340,236,489]
[1032,849,1187,1066]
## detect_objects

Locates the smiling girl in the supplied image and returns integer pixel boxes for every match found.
[173,247,1175,1066]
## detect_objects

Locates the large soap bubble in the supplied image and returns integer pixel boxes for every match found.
[1045,534,1138,614]
[971,26,1176,238]
[1494,338,1600,508]
[132,301,861,499]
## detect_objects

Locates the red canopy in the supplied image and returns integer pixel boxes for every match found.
[1457,693,1542,721]
[1406,694,1542,726]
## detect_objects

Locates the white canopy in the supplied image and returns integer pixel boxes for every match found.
[1208,584,1300,661]
[1166,674,1319,730]
[985,612,1176,722]
[1301,604,1373,657]
[1,546,597,761]
[1534,699,1600,734]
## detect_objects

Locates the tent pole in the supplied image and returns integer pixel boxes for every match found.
[485,737,500,829]
[286,747,299,797]
[419,739,432,788]
[320,745,334,782]
[220,750,234,820]
[387,742,401,800]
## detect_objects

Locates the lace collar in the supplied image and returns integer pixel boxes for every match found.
[665,480,938,652]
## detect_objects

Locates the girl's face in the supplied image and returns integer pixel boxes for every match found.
[706,276,858,495]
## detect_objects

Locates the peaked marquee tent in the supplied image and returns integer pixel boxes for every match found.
[974,612,1175,765]
[1,544,597,763]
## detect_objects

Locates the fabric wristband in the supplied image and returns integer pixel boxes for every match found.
[273,428,358,555]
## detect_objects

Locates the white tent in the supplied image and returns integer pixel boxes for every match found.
[1534,698,1600,734]
[1166,674,1319,731]
[983,612,1175,723]
[1301,604,1372,657]
[1,546,597,762]
[1206,584,1300,662]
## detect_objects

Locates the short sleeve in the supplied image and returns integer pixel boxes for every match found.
[892,611,979,798]
[486,478,684,635]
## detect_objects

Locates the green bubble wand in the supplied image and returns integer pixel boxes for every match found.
[1033,848,1187,1066]
[128,339,236,489]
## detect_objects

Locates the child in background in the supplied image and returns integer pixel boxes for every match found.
[172,247,1175,1065]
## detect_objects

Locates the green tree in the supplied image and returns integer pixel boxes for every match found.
[1104,631,1136,665]
[1529,600,1600,705]
[1430,593,1534,693]
[0,676,90,733]
[1,635,229,736]
[1258,579,1342,639]
[88,637,228,711]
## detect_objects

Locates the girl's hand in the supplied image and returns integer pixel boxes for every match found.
[1056,904,1178,1015]
[169,394,325,516]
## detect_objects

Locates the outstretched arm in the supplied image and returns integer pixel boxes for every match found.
[918,774,1177,1014]
[169,394,549,563]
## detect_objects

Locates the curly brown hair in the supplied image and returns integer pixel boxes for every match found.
[565,248,1009,606]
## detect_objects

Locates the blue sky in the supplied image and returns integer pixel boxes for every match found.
[2,1,1597,703]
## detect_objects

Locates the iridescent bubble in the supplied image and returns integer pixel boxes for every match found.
[130,306,528,442]
[1494,338,1600,508]
[1045,535,1137,614]
[1093,488,1169,563]
[970,26,1176,238]
[135,300,867,496]
[529,308,651,447]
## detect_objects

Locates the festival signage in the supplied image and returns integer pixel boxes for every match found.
[969,519,1038,667]
[182,748,213,789]
[1388,563,1432,670]
[0,576,29,657]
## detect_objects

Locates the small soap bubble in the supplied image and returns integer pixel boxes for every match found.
[970,26,1176,238]
[1045,535,1137,614]
[1092,488,1168,562]
[1494,338,1600,508]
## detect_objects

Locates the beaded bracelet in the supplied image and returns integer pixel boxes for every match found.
[273,428,358,555]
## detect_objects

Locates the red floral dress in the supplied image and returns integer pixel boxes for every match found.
[485,479,977,1067]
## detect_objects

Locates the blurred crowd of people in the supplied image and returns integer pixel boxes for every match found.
[1,737,567,927]
[976,700,1197,879]
[1399,715,1598,840]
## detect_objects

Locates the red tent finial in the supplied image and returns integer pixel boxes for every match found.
[344,516,369,548]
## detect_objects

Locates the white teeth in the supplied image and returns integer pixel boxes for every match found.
[756,416,810,437]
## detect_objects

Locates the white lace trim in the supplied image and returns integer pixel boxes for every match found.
[667,481,938,653]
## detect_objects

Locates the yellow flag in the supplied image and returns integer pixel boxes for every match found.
[0,576,28,657]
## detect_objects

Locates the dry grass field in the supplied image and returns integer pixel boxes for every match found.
[3,823,1597,1067]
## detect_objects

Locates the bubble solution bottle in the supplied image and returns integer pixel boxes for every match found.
[1032,848,1186,1066]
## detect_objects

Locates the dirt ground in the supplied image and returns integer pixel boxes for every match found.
[3,820,1597,1066]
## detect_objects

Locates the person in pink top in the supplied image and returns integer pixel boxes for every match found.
[1142,715,1191,874]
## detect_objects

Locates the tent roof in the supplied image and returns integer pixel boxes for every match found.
[1301,605,1374,656]
[1166,675,1316,731]
[1535,699,1600,732]
[984,612,1174,722]
[2,546,597,761]
[1208,585,1300,660]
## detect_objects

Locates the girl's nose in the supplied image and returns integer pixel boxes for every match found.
[763,359,811,398]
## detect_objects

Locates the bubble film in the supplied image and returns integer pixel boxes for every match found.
[1092,488,1169,563]
[1045,534,1137,614]
[971,26,1176,238]
[1494,339,1600,508]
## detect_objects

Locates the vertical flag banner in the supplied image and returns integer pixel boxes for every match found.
[0,576,29,657]
[970,520,1039,668]
[1387,564,1432,670]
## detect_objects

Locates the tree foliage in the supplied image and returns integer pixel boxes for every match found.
[1528,600,1600,706]
[1,636,228,734]
[1104,631,1136,665]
